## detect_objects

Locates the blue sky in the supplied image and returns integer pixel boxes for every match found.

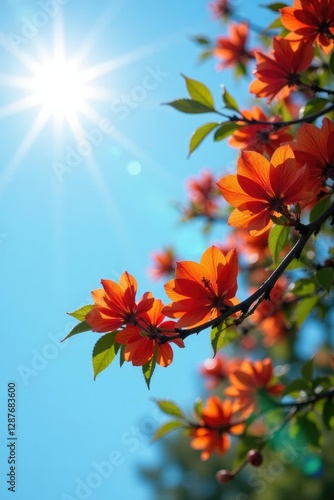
[0,1,275,499]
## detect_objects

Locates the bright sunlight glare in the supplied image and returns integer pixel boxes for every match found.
[0,13,177,194]
[31,58,89,121]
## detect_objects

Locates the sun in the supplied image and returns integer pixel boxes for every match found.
[0,14,176,193]
[31,57,89,121]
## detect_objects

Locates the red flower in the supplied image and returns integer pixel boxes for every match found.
[225,358,284,416]
[185,169,220,219]
[190,396,245,460]
[280,0,334,55]
[287,117,334,192]
[115,298,184,367]
[213,22,254,69]
[229,106,293,157]
[249,36,314,103]
[86,272,154,332]
[217,145,313,235]
[200,355,241,389]
[163,246,239,328]
[149,247,176,281]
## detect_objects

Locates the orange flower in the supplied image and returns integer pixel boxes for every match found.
[190,396,245,460]
[280,0,334,55]
[213,22,253,69]
[251,277,292,346]
[287,117,334,192]
[85,272,154,332]
[200,355,241,389]
[209,0,233,19]
[163,246,239,329]
[229,106,293,157]
[249,36,314,103]
[217,144,312,236]
[186,169,220,219]
[115,298,184,367]
[225,358,284,416]
[236,228,272,264]
[149,247,176,281]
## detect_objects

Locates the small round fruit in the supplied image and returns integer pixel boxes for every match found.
[216,469,234,483]
[247,449,263,466]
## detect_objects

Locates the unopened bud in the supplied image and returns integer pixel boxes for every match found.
[247,449,263,466]
[216,469,234,483]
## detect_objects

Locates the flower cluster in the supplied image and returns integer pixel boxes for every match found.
[85,271,184,369]
[188,358,283,460]
[183,169,222,220]
[65,1,334,485]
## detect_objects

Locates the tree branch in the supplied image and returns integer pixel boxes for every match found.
[160,200,334,343]
[219,103,334,129]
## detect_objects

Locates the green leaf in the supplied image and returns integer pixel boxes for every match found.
[322,397,334,430]
[284,257,305,271]
[329,50,334,76]
[182,75,215,109]
[295,296,319,327]
[166,99,216,114]
[283,378,311,396]
[266,16,283,29]
[155,400,185,418]
[309,196,331,223]
[194,398,203,418]
[188,122,219,156]
[292,279,316,297]
[263,2,288,12]
[210,324,238,355]
[152,420,185,441]
[270,214,289,225]
[92,331,120,379]
[290,414,322,448]
[214,122,240,141]
[198,49,213,63]
[119,344,126,367]
[61,320,92,342]
[142,350,157,389]
[316,267,334,293]
[67,304,95,321]
[268,225,290,263]
[222,87,239,112]
[235,62,247,78]
[191,35,211,45]
[301,358,314,382]
[302,97,329,118]
[313,375,334,390]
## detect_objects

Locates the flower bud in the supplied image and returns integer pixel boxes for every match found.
[247,449,263,466]
[215,469,234,483]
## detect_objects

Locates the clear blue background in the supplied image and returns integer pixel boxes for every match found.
[0,2,274,499]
